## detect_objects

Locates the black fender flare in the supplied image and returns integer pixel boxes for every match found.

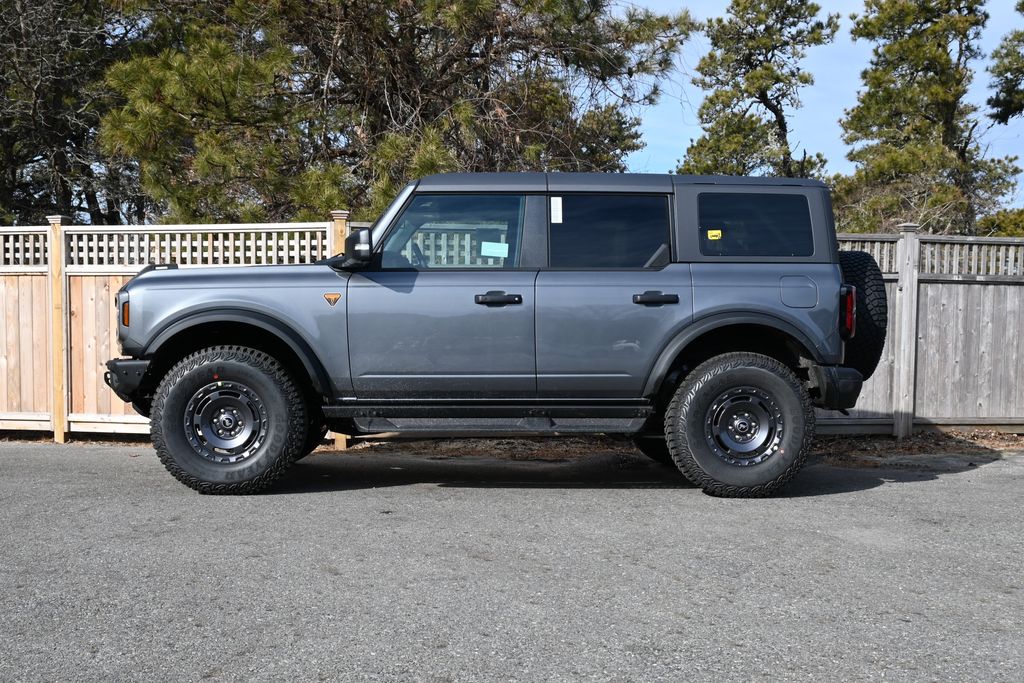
[143,309,332,397]
[641,312,824,397]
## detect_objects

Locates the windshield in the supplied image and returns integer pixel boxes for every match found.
[369,182,416,250]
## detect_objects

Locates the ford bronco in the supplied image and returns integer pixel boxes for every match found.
[105,173,887,496]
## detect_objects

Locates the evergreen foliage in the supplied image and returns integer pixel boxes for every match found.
[0,0,151,224]
[678,0,838,178]
[100,0,694,221]
[834,0,1019,234]
[0,0,1021,232]
[988,1,1024,124]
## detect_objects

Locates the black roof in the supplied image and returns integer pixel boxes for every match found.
[416,172,826,192]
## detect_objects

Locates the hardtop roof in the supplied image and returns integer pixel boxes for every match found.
[415,172,826,192]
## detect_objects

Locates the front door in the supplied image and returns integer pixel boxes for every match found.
[347,193,538,399]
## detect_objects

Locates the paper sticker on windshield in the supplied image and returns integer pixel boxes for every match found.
[706,229,723,241]
[480,241,509,258]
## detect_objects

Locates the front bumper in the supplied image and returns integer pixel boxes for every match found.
[104,358,151,403]
[809,364,863,410]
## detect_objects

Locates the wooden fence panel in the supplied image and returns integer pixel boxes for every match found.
[915,281,1024,422]
[68,275,134,418]
[0,274,51,428]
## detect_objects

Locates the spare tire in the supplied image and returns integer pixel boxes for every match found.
[838,250,888,380]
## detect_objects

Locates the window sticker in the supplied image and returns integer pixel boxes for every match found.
[706,229,722,240]
[550,196,563,224]
[480,241,509,258]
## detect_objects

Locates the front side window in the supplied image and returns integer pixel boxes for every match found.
[380,194,525,269]
[698,193,813,257]
[548,194,670,268]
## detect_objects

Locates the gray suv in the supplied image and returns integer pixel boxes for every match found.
[105,173,887,497]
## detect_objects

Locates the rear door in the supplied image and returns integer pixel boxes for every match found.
[535,191,693,398]
[347,193,544,398]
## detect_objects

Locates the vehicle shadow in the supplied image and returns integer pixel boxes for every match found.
[270,442,1011,497]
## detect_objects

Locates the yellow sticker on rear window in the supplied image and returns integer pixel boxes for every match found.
[707,229,722,240]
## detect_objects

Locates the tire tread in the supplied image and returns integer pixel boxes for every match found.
[664,352,815,497]
[150,345,306,494]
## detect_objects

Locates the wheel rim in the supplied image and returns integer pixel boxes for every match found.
[703,386,784,466]
[184,380,268,464]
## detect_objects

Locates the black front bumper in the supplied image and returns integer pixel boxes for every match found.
[810,365,863,410]
[104,359,151,403]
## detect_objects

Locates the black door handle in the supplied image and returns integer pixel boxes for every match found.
[475,291,523,306]
[633,291,679,305]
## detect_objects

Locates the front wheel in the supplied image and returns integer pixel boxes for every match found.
[150,346,307,494]
[632,436,674,466]
[664,352,815,497]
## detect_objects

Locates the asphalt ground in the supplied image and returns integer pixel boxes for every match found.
[1,441,1023,682]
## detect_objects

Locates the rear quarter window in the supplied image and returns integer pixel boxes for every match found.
[698,193,813,257]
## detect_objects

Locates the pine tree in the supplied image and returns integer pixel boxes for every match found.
[678,0,838,178]
[836,0,1019,234]
[100,0,694,222]
[988,1,1024,124]
[0,0,150,224]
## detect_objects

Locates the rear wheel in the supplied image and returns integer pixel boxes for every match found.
[664,352,815,497]
[150,345,307,494]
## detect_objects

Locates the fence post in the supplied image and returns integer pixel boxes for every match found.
[892,222,921,438]
[329,209,350,255]
[328,209,351,451]
[46,215,70,443]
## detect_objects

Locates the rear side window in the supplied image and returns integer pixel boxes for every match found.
[548,194,670,268]
[698,193,813,257]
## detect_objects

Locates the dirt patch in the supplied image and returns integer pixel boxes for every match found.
[811,430,1023,458]
[811,430,1023,470]
[327,429,1024,465]
[328,435,630,461]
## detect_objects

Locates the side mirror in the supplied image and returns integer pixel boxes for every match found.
[341,228,373,268]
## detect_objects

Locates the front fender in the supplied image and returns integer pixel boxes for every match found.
[143,309,332,397]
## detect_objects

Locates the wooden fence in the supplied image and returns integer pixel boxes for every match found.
[828,225,1024,435]
[1,216,1022,439]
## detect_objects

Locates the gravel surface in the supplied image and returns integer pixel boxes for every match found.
[2,441,1023,682]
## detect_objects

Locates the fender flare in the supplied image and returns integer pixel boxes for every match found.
[143,309,332,397]
[641,312,824,397]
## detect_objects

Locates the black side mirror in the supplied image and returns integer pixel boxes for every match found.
[342,228,373,268]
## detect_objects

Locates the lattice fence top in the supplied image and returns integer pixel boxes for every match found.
[63,224,332,270]
[0,227,49,270]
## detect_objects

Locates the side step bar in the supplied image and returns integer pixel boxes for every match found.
[323,399,653,420]
[347,417,648,436]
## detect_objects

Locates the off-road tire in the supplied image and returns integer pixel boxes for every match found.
[664,352,815,497]
[297,419,329,460]
[632,436,674,466]
[839,250,888,380]
[150,345,307,494]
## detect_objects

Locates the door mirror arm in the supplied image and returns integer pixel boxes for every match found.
[327,228,373,271]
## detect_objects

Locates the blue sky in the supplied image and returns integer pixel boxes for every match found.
[624,0,1024,208]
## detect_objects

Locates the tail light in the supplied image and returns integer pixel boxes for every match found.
[839,285,856,340]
